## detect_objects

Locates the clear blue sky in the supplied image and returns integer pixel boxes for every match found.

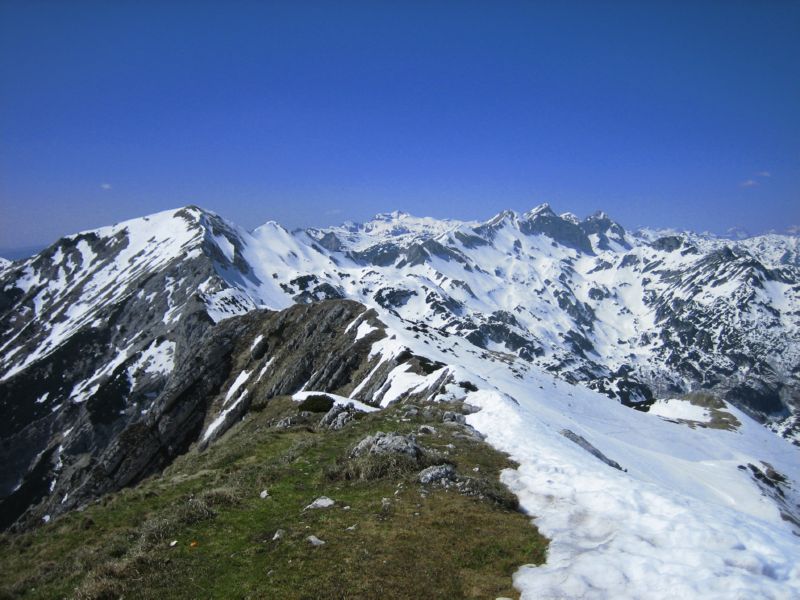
[1,0,799,250]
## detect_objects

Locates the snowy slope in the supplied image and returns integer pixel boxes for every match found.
[1,208,201,381]
[225,204,799,432]
[362,308,800,599]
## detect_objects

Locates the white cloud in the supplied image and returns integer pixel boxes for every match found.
[740,171,772,188]
[100,183,112,190]
[787,225,800,235]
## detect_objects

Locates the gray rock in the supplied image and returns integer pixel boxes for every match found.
[274,416,297,430]
[304,496,335,511]
[418,425,437,435]
[561,429,624,471]
[379,497,394,516]
[318,403,358,430]
[418,464,456,484]
[275,412,313,430]
[306,535,326,546]
[350,431,422,461]
[442,411,466,425]
[401,404,420,417]
[421,407,437,420]
[330,410,356,430]
[453,427,485,442]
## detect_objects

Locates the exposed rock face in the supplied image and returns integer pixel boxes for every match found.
[0,299,390,529]
[518,204,595,254]
[739,463,800,529]
[0,208,236,529]
[579,211,630,251]
[1,272,461,530]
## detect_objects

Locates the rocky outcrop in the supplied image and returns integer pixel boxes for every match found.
[0,299,389,530]
[518,204,595,254]
[418,463,456,484]
[561,429,625,471]
[319,403,360,430]
[350,432,422,461]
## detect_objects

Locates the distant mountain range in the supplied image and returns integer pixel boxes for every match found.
[1,204,798,596]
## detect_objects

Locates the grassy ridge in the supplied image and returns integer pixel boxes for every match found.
[0,398,547,599]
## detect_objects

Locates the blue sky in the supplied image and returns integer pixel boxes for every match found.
[1,1,798,250]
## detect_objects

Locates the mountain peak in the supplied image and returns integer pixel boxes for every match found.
[479,209,520,231]
[560,212,581,225]
[586,210,610,222]
[523,203,556,220]
[491,208,517,221]
[578,210,628,251]
[373,210,412,222]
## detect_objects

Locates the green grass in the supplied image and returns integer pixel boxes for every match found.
[682,391,742,431]
[0,398,547,599]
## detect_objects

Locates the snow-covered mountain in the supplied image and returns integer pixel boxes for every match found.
[1,205,799,597]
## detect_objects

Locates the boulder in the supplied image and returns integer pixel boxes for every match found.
[319,403,358,430]
[418,464,456,485]
[304,496,335,511]
[442,411,466,425]
[350,432,422,461]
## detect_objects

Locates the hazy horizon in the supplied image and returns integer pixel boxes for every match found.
[3,200,798,262]
[2,1,798,249]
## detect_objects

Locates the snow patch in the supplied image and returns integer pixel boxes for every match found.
[250,334,264,351]
[354,320,378,341]
[256,358,274,382]
[211,232,236,263]
[203,390,249,442]
[224,370,251,407]
[649,398,710,423]
[292,391,378,413]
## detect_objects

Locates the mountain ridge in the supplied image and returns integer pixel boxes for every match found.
[2,203,798,431]
[1,204,799,596]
